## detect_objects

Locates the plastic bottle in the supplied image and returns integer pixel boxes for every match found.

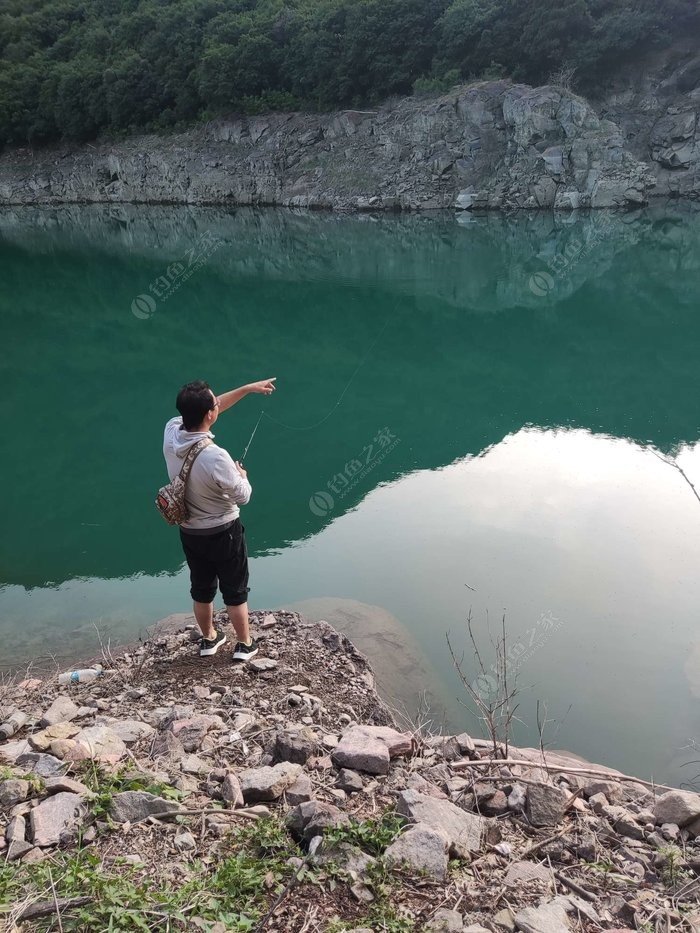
[58,668,103,685]
[0,709,28,740]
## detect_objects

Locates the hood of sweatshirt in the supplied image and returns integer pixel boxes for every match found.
[168,419,214,460]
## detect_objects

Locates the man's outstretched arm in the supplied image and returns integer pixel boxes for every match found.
[216,378,276,413]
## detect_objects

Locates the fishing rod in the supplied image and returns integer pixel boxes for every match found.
[240,410,265,461]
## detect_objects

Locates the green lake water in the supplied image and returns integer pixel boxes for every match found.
[2,203,700,786]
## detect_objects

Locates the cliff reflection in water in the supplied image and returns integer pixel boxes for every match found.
[1,203,700,590]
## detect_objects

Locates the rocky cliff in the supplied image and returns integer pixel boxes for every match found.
[0,49,699,213]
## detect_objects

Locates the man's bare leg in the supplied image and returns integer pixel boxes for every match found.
[193,601,216,641]
[227,602,251,645]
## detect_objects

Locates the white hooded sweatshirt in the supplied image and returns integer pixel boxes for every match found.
[163,417,252,533]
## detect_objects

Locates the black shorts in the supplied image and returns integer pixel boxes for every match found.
[179,519,250,607]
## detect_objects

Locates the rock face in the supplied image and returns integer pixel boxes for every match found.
[0,79,661,212]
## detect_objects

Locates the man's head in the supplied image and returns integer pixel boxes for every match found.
[176,380,219,431]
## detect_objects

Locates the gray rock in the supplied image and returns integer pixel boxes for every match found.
[407,772,448,799]
[315,840,376,877]
[384,823,449,879]
[40,696,80,727]
[273,728,317,765]
[174,830,196,852]
[64,726,128,764]
[0,779,30,808]
[425,908,465,931]
[661,822,681,840]
[493,908,516,932]
[0,739,32,764]
[43,776,90,796]
[526,783,568,826]
[508,784,527,812]
[168,714,225,752]
[287,800,350,841]
[16,752,66,777]
[505,860,552,886]
[337,768,364,793]
[602,805,645,841]
[588,792,608,814]
[654,790,700,827]
[332,725,412,775]
[239,762,303,802]
[30,792,86,847]
[396,789,483,858]
[515,900,570,933]
[5,814,26,843]
[249,657,278,672]
[583,779,623,803]
[109,791,183,823]
[7,839,33,861]
[285,772,313,806]
[180,753,208,775]
[97,718,155,743]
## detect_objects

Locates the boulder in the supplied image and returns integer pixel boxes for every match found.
[407,772,448,799]
[396,789,483,858]
[332,725,412,775]
[110,791,183,823]
[384,824,449,879]
[239,762,303,802]
[654,790,700,827]
[30,792,86,847]
[526,783,568,826]
[40,696,80,727]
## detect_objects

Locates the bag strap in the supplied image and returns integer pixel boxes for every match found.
[178,438,212,485]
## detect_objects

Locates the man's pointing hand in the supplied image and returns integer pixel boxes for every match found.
[248,378,276,395]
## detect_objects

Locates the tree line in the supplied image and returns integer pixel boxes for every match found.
[0,0,696,147]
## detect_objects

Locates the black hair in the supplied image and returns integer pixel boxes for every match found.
[176,380,215,431]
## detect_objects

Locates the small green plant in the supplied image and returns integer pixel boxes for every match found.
[659,845,691,888]
[324,809,405,856]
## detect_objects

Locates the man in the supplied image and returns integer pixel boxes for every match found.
[163,377,276,660]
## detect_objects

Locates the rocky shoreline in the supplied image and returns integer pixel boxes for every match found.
[0,48,699,214]
[2,610,700,931]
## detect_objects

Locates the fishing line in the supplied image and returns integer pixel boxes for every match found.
[259,310,395,434]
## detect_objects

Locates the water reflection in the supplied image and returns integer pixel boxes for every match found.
[3,205,700,784]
